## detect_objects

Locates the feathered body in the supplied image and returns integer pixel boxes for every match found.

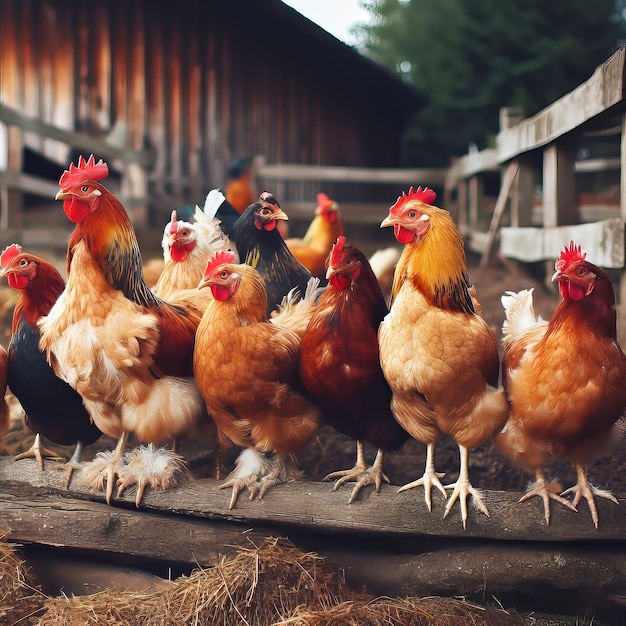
[0,246,101,469]
[285,193,344,279]
[378,187,508,526]
[499,242,626,527]
[0,345,9,439]
[193,250,319,507]
[38,155,205,503]
[231,192,313,317]
[300,237,408,501]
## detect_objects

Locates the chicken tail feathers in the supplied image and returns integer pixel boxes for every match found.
[501,289,545,341]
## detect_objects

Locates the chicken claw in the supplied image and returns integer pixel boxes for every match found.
[14,433,64,471]
[257,453,303,500]
[397,443,446,511]
[116,445,190,506]
[561,464,619,529]
[325,446,389,504]
[520,468,577,525]
[218,448,269,509]
[443,444,489,528]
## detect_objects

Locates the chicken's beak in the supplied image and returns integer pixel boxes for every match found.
[0,267,7,278]
[55,190,68,200]
[272,209,289,221]
[380,214,395,228]
[551,270,562,283]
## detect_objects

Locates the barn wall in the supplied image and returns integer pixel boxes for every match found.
[0,0,421,210]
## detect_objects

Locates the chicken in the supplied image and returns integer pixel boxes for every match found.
[225,156,255,215]
[285,193,344,279]
[378,186,508,527]
[498,241,626,528]
[193,249,320,509]
[38,155,206,505]
[300,236,409,502]
[0,244,102,485]
[152,200,237,306]
[230,192,314,318]
[0,345,9,439]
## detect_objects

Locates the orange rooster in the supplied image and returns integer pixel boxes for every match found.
[300,236,409,502]
[38,155,206,505]
[285,193,344,278]
[193,250,320,509]
[499,241,626,528]
[378,186,508,527]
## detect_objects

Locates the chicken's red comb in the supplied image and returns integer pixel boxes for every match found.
[555,240,587,272]
[389,186,437,215]
[59,154,109,189]
[316,193,333,211]
[204,249,236,277]
[329,235,346,267]
[0,243,22,267]
[166,210,179,234]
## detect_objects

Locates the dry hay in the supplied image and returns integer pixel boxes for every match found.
[0,530,46,624]
[34,537,522,626]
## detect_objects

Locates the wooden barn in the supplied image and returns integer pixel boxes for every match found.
[0,0,430,242]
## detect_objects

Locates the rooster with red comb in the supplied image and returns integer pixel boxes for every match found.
[38,154,206,505]
[499,241,626,527]
[378,186,508,527]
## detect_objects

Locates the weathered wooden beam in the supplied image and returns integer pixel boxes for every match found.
[497,46,626,161]
[499,218,625,266]
[0,457,624,542]
[0,103,155,168]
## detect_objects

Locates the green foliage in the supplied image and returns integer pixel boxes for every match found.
[357,0,626,166]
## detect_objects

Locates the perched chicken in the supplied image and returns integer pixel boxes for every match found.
[378,186,508,527]
[231,192,313,317]
[152,200,237,309]
[0,244,102,484]
[285,193,344,279]
[38,155,206,505]
[499,241,626,528]
[193,250,320,509]
[0,345,9,439]
[300,236,408,502]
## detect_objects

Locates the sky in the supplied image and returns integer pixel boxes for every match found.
[281,0,370,46]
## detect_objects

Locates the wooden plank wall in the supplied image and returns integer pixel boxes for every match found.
[0,0,416,218]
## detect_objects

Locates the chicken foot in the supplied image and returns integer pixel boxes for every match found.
[397,442,446,511]
[561,463,619,529]
[219,448,270,509]
[65,440,89,489]
[256,453,304,500]
[14,432,64,471]
[519,467,577,525]
[443,444,489,528]
[116,444,191,506]
[324,442,389,503]
[80,431,129,504]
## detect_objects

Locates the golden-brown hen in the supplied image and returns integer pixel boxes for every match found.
[378,187,508,527]
[499,241,626,528]
[38,155,206,505]
[193,250,320,509]
[285,193,344,279]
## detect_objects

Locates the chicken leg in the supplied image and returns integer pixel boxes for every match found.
[561,463,618,529]
[443,444,489,528]
[519,467,577,525]
[219,448,270,509]
[324,442,390,503]
[14,432,64,470]
[80,431,129,504]
[397,442,447,511]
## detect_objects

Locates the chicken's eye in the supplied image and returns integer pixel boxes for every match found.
[259,208,272,217]
[577,267,585,276]
[220,270,228,279]
[81,186,89,193]
[408,211,416,218]
[19,259,27,267]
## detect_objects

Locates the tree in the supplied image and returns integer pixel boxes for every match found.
[357,0,626,166]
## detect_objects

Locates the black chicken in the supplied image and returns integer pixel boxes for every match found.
[0,244,102,485]
[230,192,313,317]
